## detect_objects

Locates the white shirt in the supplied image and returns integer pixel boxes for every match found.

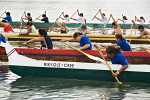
[64,17,70,23]
[99,16,108,24]
[123,20,127,24]
[76,17,85,24]
[140,19,145,25]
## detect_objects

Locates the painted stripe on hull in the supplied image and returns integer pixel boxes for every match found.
[7,22,150,29]
[10,65,150,83]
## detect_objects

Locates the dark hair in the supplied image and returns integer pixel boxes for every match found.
[42,14,46,17]
[38,28,48,36]
[106,46,120,55]
[73,32,83,38]
[112,22,116,26]
[138,25,144,29]
[27,13,31,16]
[115,34,124,40]
[102,13,105,16]
[64,14,69,17]
[79,13,83,17]
[26,22,33,26]
[6,12,10,16]
[140,16,145,22]
[123,16,127,20]
[2,20,7,23]
[81,25,87,29]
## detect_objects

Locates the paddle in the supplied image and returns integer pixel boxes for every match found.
[70,10,78,19]
[129,23,133,43]
[102,15,111,34]
[94,45,122,84]
[18,12,26,46]
[0,11,6,18]
[33,11,46,22]
[49,12,64,33]
[62,42,105,63]
[91,9,100,21]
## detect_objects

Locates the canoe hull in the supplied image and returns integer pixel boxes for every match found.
[0,48,150,64]
[10,65,150,83]
[4,33,150,44]
[1,21,150,29]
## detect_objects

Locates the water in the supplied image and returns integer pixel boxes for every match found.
[0,71,150,100]
[0,0,150,100]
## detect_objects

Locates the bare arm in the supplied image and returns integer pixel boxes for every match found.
[79,44,90,50]
[135,16,141,22]
[111,14,118,25]
[20,26,32,35]
[113,65,128,77]
[23,37,44,46]
[70,18,77,20]
[94,16,100,20]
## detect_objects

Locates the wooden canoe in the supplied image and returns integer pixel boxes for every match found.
[1,41,150,83]
[0,47,149,64]
[3,33,150,44]
[0,21,150,29]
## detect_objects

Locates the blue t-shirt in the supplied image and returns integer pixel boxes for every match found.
[80,34,92,50]
[0,36,6,43]
[41,17,49,23]
[117,39,132,51]
[4,16,12,22]
[111,52,128,66]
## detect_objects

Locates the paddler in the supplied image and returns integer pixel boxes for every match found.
[118,16,128,34]
[131,20,150,39]
[118,16,128,24]
[59,12,70,23]
[81,25,91,34]
[37,14,49,23]
[0,34,6,43]
[70,10,86,25]
[111,14,123,35]
[0,20,13,32]
[53,22,67,34]
[101,34,132,51]
[135,16,145,25]
[22,12,32,23]
[2,12,12,22]
[23,28,53,49]
[94,45,128,77]
[20,21,38,35]
[61,32,92,50]
[94,9,108,27]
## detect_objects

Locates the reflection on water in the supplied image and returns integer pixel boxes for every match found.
[0,71,149,100]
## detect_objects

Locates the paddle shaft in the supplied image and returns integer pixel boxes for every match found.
[95,46,121,83]
[91,10,100,21]
[33,11,46,22]
[102,15,111,33]
[70,10,78,18]
[129,24,133,43]
[0,11,6,18]
[63,42,95,59]
[49,12,64,32]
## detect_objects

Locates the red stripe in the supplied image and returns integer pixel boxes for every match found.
[0,48,149,57]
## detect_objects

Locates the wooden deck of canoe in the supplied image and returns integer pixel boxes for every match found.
[4,33,150,44]
[0,21,150,29]
[0,47,149,64]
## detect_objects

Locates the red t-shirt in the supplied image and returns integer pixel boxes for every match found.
[4,25,13,32]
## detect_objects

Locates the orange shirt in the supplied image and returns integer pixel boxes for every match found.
[4,25,13,32]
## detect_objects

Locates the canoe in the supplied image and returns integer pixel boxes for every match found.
[0,46,149,64]
[1,41,150,83]
[3,33,150,44]
[0,21,150,29]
